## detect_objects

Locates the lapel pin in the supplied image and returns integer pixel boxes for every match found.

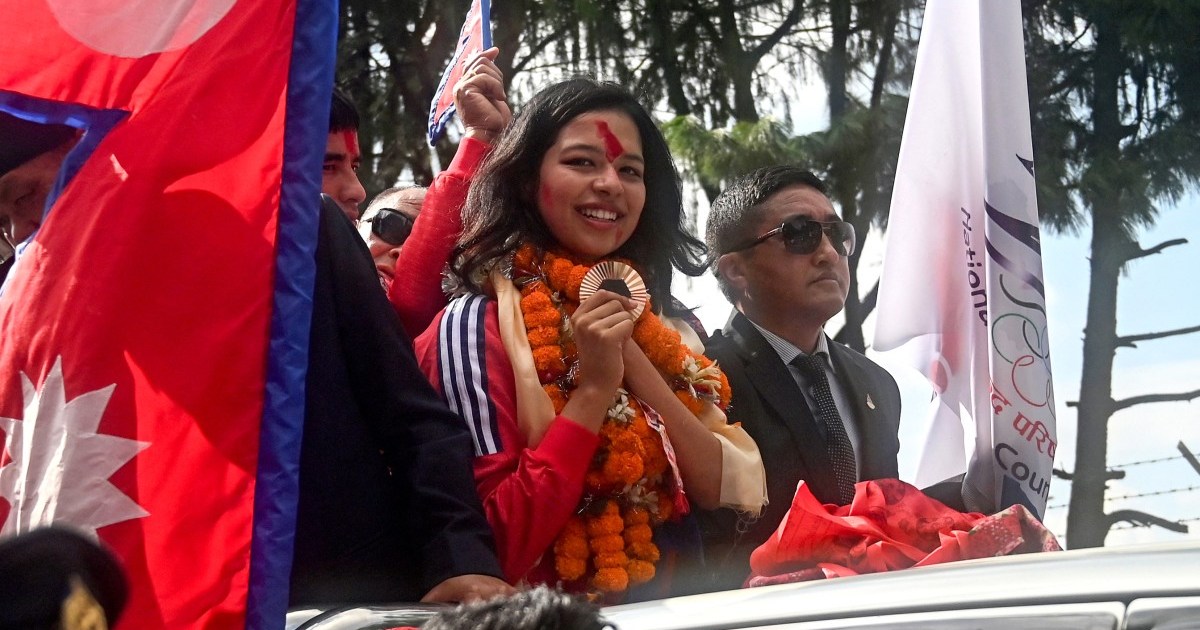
[866,394,876,410]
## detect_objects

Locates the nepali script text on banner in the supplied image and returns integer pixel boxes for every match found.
[0,1,336,627]
[873,0,1056,519]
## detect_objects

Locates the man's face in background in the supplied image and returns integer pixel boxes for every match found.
[322,130,366,221]
[1,139,75,248]
[358,187,424,289]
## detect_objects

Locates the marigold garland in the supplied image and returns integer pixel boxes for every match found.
[512,244,733,596]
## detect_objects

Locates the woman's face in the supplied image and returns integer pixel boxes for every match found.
[535,109,646,261]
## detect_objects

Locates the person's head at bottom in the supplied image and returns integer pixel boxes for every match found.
[421,585,614,630]
[0,526,129,630]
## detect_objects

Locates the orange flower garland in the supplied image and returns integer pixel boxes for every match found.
[512,244,732,595]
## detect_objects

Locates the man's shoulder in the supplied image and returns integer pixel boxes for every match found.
[827,337,869,360]
[827,338,898,388]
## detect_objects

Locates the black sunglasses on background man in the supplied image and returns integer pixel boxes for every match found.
[361,208,415,247]
[727,215,856,258]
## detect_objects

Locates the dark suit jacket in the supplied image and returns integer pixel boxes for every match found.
[692,310,901,592]
[288,197,503,606]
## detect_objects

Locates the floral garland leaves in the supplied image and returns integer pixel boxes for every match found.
[513,244,729,594]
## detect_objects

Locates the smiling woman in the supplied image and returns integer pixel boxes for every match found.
[410,77,768,600]
[535,110,647,261]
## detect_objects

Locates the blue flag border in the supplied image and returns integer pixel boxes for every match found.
[246,0,337,626]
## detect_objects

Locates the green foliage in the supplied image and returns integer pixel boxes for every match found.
[803,92,908,229]
[662,116,805,193]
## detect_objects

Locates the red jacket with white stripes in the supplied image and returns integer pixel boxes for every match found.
[413,294,602,585]
[387,136,490,339]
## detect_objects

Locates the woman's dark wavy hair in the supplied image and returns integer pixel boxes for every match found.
[452,77,706,315]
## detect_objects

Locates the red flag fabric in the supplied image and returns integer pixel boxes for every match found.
[0,1,335,628]
[746,479,1061,587]
[427,0,492,145]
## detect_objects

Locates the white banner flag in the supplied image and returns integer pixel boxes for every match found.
[874,0,1056,518]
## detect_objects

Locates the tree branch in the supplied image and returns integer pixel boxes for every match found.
[1180,441,1200,477]
[1053,468,1073,480]
[750,1,803,60]
[1126,237,1188,263]
[1106,509,1189,534]
[1116,323,1200,349]
[686,0,720,42]
[512,27,571,75]
[1112,389,1200,412]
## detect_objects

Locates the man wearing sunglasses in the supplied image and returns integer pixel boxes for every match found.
[692,165,902,592]
[358,185,425,290]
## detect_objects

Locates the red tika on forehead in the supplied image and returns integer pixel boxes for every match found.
[342,130,360,157]
[595,120,624,162]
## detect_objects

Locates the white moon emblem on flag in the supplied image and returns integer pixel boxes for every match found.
[47,0,237,58]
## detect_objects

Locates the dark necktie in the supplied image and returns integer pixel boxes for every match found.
[793,353,857,504]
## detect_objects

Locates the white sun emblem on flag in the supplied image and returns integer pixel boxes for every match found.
[0,357,149,538]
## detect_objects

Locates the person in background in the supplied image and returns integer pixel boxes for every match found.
[695,165,902,591]
[0,112,77,287]
[322,88,367,221]
[287,81,516,605]
[358,185,426,290]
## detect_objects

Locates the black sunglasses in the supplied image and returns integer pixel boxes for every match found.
[727,216,856,257]
[362,208,415,246]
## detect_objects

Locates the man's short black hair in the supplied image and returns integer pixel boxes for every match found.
[706,165,828,302]
[329,87,359,133]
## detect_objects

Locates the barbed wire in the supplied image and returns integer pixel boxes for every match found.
[1045,484,1200,510]
[1107,485,1200,502]
[1107,450,1197,470]
[1054,515,1200,539]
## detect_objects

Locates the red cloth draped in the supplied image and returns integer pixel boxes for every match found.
[746,479,1061,587]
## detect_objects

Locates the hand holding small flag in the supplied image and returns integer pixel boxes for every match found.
[428,0,493,144]
[455,48,510,144]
